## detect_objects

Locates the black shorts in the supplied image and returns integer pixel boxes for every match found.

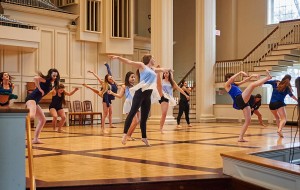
[269,101,285,110]
[235,95,250,110]
[49,106,63,112]
[159,96,169,104]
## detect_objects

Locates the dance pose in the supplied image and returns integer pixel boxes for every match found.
[264,74,297,138]
[225,70,271,142]
[0,72,17,106]
[26,69,60,144]
[108,54,171,146]
[248,94,266,127]
[176,80,192,128]
[49,84,79,132]
[157,71,189,133]
[84,65,118,132]
[109,71,140,141]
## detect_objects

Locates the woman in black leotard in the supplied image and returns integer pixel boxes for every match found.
[49,84,79,132]
[26,68,60,144]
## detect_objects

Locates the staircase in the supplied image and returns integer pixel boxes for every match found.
[249,44,300,77]
[215,19,300,83]
[172,65,197,123]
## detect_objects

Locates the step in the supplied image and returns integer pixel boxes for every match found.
[253,65,288,71]
[264,54,300,61]
[259,60,296,66]
[248,70,282,76]
[271,49,300,56]
[277,44,300,50]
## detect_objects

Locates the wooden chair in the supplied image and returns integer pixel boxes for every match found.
[82,100,102,125]
[72,100,83,125]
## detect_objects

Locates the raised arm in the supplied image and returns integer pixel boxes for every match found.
[64,88,79,96]
[108,55,144,69]
[235,74,259,86]
[108,85,125,98]
[87,70,103,84]
[153,67,173,73]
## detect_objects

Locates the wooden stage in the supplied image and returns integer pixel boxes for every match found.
[26,122,296,189]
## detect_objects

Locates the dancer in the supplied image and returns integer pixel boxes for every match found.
[224,70,271,142]
[108,54,171,146]
[176,80,192,128]
[109,71,139,141]
[0,72,18,106]
[157,71,190,133]
[88,65,118,129]
[26,68,60,144]
[49,84,79,132]
[249,94,267,127]
[264,74,297,138]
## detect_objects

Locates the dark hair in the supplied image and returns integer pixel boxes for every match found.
[255,94,262,99]
[0,72,13,87]
[225,73,234,82]
[56,83,66,105]
[125,71,134,87]
[142,54,152,65]
[162,71,175,87]
[278,74,292,92]
[38,68,60,89]
[180,80,186,88]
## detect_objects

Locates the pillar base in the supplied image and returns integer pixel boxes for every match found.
[199,114,216,123]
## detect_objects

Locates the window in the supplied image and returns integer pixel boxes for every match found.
[268,0,300,24]
[112,0,131,38]
[86,0,102,32]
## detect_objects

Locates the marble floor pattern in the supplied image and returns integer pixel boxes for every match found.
[26,122,299,188]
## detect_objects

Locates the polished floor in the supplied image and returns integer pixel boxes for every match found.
[26,121,299,188]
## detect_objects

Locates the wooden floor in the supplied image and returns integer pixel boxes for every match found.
[26,122,298,189]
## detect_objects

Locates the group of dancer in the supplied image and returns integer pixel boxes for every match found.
[225,70,297,142]
[2,57,296,145]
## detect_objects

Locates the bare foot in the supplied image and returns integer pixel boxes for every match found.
[141,138,151,147]
[265,70,272,79]
[160,128,164,134]
[238,139,248,142]
[127,137,136,141]
[122,134,127,145]
[277,131,284,138]
[176,125,182,128]
[32,139,43,144]
[57,129,65,133]
[188,124,193,127]
[109,126,117,128]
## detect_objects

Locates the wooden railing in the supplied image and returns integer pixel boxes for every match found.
[215,19,300,83]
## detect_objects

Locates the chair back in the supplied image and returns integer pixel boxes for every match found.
[83,100,93,112]
[65,100,72,112]
[73,100,83,112]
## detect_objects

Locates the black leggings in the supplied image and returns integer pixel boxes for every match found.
[124,89,152,138]
[177,101,190,125]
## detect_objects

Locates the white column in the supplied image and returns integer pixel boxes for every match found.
[195,0,216,122]
[148,0,176,124]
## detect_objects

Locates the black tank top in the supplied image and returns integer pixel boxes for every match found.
[49,92,63,109]
[180,90,189,103]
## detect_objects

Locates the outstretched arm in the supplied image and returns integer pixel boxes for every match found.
[235,74,259,86]
[108,55,144,69]
[174,83,189,99]
[154,67,173,73]
[64,88,79,96]
[224,71,248,91]
[87,70,103,84]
